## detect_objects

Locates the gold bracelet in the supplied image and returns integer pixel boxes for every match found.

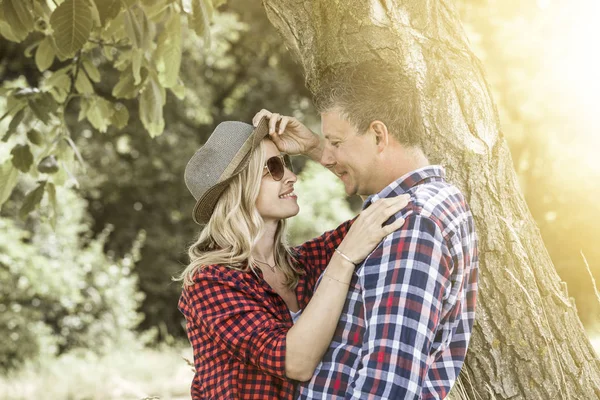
[323,272,351,285]
[334,248,357,266]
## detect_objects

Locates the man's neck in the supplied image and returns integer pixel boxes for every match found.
[368,148,430,195]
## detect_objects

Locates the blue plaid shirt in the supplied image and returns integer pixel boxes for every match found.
[297,165,479,399]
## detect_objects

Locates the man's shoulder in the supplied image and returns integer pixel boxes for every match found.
[408,179,464,210]
[402,181,472,236]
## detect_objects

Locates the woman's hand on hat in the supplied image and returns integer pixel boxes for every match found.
[252,109,321,156]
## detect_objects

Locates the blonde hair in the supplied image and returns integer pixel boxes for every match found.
[176,139,303,288]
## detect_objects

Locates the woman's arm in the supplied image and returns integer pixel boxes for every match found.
[284,195,410,381]
[292,217,355,286]
[284,250,356,381]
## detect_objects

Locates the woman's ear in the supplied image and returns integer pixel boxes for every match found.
[370,120,389,151]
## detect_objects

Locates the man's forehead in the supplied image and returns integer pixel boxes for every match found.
[322,116,348,140]
[324,132,340,140]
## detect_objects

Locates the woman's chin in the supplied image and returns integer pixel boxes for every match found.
[263,206,300,222]
[281,209,300,220]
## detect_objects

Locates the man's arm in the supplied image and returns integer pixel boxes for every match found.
[345,214,452,399]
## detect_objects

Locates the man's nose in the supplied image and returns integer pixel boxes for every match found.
[320,145,336,169]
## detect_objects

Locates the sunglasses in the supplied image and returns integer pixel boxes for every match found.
[263,154,293,181]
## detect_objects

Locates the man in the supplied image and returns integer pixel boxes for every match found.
[252,63,478,399]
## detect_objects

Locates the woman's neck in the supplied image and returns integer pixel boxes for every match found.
[253,220,279,263]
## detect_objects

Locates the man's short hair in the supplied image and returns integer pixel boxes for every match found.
[314,61,423,147]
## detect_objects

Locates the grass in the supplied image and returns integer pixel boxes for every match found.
[0,343,194,400]
[1,331,598,400]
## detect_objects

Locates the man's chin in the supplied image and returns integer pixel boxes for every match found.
[343,184,358,197]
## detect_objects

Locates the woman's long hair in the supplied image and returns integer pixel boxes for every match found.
[176,139,303,288]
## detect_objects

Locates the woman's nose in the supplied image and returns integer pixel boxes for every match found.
[284,167,297,183]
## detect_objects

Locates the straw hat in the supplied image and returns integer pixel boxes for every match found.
[184,117,270,224]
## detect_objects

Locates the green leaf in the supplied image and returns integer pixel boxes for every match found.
[143,0,171,22]
[32,0,52,22]
[82,59,101,82]
[11,144,34,172]
[139,75,165,137]
[131,48,143,84]
[0,21,21,43]
[11,0,34,28]
[50,0,93,59]
[46,182,57,230]
[112,73,136,99]
[94,0,123,26]
[2,0,34,42]
[27,129,44,146]
[156,11,182,88]
[35,37,56,72]
[112,67,147,99]
[88,0,101,27]
[28,92,58,125]
[19,181,47,219]
[75,70,94,94]
[45,66,73,88]
[5,96,28,116]
[38,155,60,174]
[170,80,185,100]
[123,5,151,49]
[0,160,19,209]
[3,109,26,141]
[113,103,129,129]
[101,7,128,42]
[191,0,213,42]
[45,66,73,102]
[84,96,114,132]
[48,77,71,102]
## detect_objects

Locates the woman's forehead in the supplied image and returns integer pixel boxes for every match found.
[263,139,280,157]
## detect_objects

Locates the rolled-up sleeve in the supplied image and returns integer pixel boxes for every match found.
[180,271,290,378]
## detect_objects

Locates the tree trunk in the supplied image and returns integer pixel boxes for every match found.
[261,0,600,398]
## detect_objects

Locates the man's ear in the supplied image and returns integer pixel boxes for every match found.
[370,120,389,151]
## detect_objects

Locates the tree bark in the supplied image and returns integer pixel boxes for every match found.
[261,0,600,398]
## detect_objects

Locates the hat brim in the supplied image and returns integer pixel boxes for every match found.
[192,118,271,225]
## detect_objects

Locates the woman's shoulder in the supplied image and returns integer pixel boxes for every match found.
[187,263,256,288]
[179,264,261,318]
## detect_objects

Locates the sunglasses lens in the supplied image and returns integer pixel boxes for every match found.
[266,156,284,181]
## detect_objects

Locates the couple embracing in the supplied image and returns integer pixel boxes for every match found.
[177,81,478,400]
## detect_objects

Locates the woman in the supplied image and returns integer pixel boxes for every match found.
[177,116,409,399]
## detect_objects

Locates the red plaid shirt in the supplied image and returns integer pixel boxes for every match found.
[178,220,353,399]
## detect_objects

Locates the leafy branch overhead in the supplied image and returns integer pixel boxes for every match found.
[0,0,223,220]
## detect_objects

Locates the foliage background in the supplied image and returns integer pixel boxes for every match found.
[0,0,598,398]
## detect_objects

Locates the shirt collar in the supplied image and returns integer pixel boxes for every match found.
[362,165,446,210]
